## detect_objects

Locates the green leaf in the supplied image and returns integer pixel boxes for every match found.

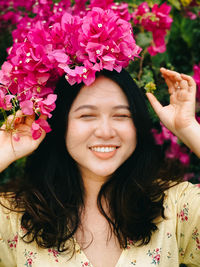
[167,0,181,10]
[181,18,196,47]
[136,32,152,49]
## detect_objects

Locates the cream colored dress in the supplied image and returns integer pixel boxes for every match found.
[0,182,200,267]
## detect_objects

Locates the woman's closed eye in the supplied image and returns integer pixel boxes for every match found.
[113,114,131,119]
[80,114,96,118]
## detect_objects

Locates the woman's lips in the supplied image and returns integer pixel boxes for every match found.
[89,146,119,160]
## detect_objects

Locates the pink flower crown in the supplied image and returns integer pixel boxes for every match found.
[0,2,141,140]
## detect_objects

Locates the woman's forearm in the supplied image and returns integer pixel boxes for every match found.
[0,150,15,172]
[176,120,200,158]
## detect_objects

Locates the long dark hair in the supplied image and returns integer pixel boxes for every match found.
[0,69,180,254]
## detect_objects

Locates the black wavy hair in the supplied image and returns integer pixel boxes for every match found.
[0,69,179,254]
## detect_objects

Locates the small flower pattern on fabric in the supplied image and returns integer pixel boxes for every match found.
[147,248,161,265]
[7,234,18,249]
[179,248,185,257]
[131,260,137,266]
[166,232,172,238]
[23,249,37,267]
[48,248,60,262]
[192,227,200,250]
[131,259,137,265]
[167,252,171,259]
[81,261,91,267]
[190,253,194,259]
[180,232,185,238]
[177,203,189,221]
[127,239,134,249]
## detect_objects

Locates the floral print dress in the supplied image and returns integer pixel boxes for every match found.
[0,182,200,267]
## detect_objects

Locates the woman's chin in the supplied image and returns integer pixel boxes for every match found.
[79,166,116,181]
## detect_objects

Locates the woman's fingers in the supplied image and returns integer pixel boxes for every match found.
[39,114,47,120]
[160,68,183,94]
[162,76,176,94]
[180,74,196,92]
[160,68,182,81]
[146,92,163,116]
[179,79,189,91]
[14,110,24,126]
[24,114,35,127]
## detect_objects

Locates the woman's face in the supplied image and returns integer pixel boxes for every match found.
[66,76,137,181]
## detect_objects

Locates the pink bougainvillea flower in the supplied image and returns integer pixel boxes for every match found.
[0,61,13,86]
[90,0,114,9]
[78,7,141,74]
[89,0,131,21]
[73,0,87,15]
[20,100,34,115]
[183,173,194,181]
[152,123,190,166]
[193,64,200,101]
[132,2,150,24]
[38,94,57,118]
[31,118,51,140]
[148,30,166,56]
[185,10,197,20]
[132,2,172,56]
[0,90,14,110]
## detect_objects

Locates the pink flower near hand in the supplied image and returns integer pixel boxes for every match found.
[20,100,34,115]
[193,64,200,101]
[38,94,57,118]
[31,118,51,140]
[0,90,14,110]
[0,61,13,86]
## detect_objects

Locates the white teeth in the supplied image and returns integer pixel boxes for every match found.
[90,147,117,152]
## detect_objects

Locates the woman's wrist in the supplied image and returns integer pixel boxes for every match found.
[176,119,200,158]
[0,148,16,173]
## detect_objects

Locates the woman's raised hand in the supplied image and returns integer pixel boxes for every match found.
[146,68,200,157]
[0,111,46,172]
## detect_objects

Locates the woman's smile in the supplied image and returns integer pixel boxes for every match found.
[89,145,120,160]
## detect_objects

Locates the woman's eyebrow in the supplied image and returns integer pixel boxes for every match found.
[74,105,97,112]
[74,104,130,112]
[112,105,130,110]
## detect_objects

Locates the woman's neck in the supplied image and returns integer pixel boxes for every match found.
[82,175,105,208]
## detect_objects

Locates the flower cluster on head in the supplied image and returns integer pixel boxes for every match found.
[0,0,141,140]
[132,2,173,56]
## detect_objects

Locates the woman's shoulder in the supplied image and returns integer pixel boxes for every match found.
[0,193,23,236]
[165,181,200,200]
[163,181,200,218]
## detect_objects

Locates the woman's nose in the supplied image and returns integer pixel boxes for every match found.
[94,118,116,139]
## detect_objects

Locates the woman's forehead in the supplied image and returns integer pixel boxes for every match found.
[72,76,129,105]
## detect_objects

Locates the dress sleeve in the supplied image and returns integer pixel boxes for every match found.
[175,182,200,266]
[0,198,19,267]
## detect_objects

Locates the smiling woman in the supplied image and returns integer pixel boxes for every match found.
[0,69,200,267]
